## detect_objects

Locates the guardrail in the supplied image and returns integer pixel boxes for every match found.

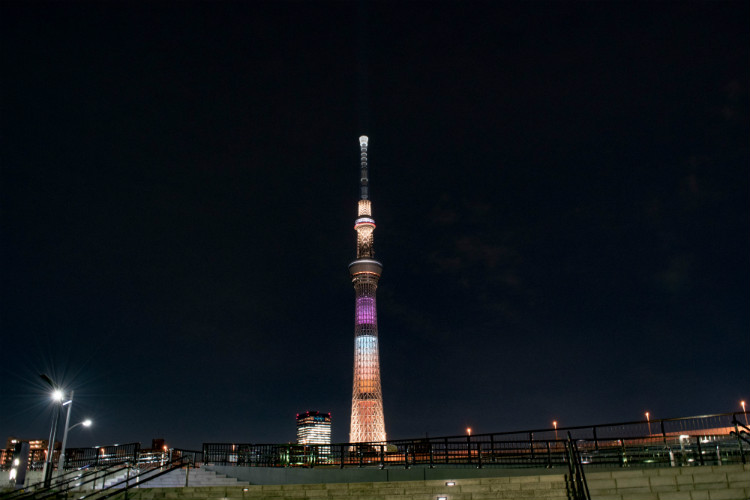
[203,412,748,469]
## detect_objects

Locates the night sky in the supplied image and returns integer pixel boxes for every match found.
[1,2,748,451]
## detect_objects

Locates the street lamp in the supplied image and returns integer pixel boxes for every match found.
[645,412,651,435]
[553,421,558,441]
[741,401,747,426]
[40,374,64,488]
[58,409,93,477]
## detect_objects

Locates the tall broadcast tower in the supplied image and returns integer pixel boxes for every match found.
[349,135,387,444]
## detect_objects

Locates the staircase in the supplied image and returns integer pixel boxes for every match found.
[50,463,750,499]
[586,463,750,500]
[97,474,570,499]
[95,466,249,490]
[137,467,249,488]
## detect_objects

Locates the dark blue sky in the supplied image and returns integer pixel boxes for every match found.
[1,2,748,450]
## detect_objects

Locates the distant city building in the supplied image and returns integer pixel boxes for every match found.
[1,437,59,469]
[296,411,332,445]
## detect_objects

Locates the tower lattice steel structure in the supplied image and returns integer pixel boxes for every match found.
[348,135,387,444]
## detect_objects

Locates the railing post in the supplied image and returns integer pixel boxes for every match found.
[429,443,434,469]
[546,441,551,468]
[592,427,599,451]
[359,445,364,468]
[661,420,668,447]
[695,436,704,466]
[444,437,449,464]
[490,434,495,463]
[467,435,472,465]
[529,432,535,460]
[735,421,746,464]
[185,459,190,487]
[380,444,385,469]
[340,445,345,469]
[404,445,409,469]
[477,442,482,469]
[619,439,626,467]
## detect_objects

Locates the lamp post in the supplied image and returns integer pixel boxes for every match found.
[741,401,747,426]
[58,419,92,474]
[553,420,558,441]
[40,375,63,488]
[58,390,92,476]
[58,390,74,475]
[645,412,651,435]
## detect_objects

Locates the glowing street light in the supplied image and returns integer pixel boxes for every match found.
[58,392,93,476]
[645,411,651,435]
[553,421,558,441]
[40,374,63,488]
[741,401,748,426]
[466,427,472,436]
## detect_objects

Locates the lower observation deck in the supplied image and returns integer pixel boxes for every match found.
[349,258,383,277]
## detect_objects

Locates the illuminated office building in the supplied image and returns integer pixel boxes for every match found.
[296,411,332,445]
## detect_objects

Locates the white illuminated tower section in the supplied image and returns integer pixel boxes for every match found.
[349,135,387,444]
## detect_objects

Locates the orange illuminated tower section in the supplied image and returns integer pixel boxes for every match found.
[349,135,387,444]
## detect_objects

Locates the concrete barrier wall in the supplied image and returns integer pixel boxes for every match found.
[207,464,570,485]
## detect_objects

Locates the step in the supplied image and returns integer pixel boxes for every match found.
[118,475,570,499]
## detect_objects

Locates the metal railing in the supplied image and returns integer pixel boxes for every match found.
[0,461,127,500]
[0,456,195,500]
[203,412,747,469]
[730,416,750,464]
[566,432,591,500]
[62,443,141,470]
[75,456,193,500]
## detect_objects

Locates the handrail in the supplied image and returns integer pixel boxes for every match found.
[564,436,577,496]
[11,463,133,500]
[566,432,591,500]
[731,430,750,446]
[76,456,192,500]
[731,416,750,436]
[731,416,749,464]
[0,462,124,500]
[35,462,141,500]
[203,431,746,469]
[387,411,739,442]
[0,466,89,499]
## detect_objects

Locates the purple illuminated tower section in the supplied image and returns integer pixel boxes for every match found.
[348,135,387,444]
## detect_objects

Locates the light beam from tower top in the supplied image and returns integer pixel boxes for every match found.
[359,135,369,200]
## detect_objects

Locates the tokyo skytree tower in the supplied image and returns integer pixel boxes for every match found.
[348,135,387,444]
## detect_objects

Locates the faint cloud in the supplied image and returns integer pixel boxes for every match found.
[431,206,458,225]
[655,254,694,294]
[431,254,464,272]
[430,196,459,226]
[455,236,510,269]
[710,79,744,121]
